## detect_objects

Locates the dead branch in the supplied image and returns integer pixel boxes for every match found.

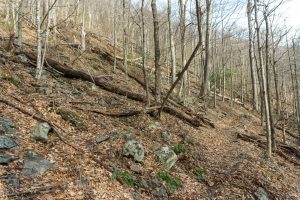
[22,51,212,128]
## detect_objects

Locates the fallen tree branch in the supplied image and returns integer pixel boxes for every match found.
[22,51,211,128]
[237,133,300,165]
[74,106,160,117]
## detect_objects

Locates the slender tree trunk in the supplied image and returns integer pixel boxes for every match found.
[264,9,276,150]
[200,0,211,99]
[81,0,86,51]
[123,0,128,81]
[292,40,300,142]
[113,0,117,73]
[168,0,176,84]
[151,0,161,104]
[35,0,43,79]
[17,0,23,48]
[254,0,272,157]
[247,0,259,111]
[141,0,151,107]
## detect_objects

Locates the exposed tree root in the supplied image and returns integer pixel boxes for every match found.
[237,133,300,166]
[22,51,213,128]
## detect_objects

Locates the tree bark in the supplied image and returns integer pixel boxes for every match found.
[151,0,161,104]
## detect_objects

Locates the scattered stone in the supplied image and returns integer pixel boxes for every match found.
[125,127,134,141]
[0,136,17,149]
[56,109,87,130]
[137,179,149,188]
[37,87,52,95]
[0,117,16,134]
[95,135,110,144]
[255,187,269,200]
[32,122,51,143]
[156,145,178,170]
[123,140,145,162]
[16,54,28,62]
[4,176,20,187]
[145,122,160,131]
[130,163,142,174]
[160,131,171,143]
[21,150,55,177]
[152,187,168,198]
[130,191,142,200]
[0,58,6,65]
[148,178,161,189]
[0,153,15,165]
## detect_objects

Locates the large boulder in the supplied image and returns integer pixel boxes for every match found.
[21,150,55,177]
[0,117,16,134]
[0,136,17,149]
[32,122,51,143]
[123,140,145,162]
[156,145,178,170]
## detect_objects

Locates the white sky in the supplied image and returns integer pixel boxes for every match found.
[280,0,300,29]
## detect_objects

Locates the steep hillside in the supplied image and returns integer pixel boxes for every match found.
[0,25,299,200]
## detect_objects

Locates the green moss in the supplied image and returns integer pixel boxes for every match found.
[56,109,87,130]
[112,170,137,187]
[173,143,188,154]
[4,76,23,88]
[157,171,182,193]
[194,166,207,179]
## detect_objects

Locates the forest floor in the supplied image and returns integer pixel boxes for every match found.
[0,24,299,200]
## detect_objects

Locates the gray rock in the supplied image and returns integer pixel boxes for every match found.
[145,122,160,131]
[123,140,144,162]
[0,153,15,165]
[37,87,52,95]
[160,131,171,143]
[137,179,149,188]
[95,135,110,144]
[32,123,51,143]
[148,178,161,189]
[255,187,269,200]
[16,54,28,62]
[4,177,20,187]
[0,117,16,134]
[156,145,178,170]
[0,136,17,149]
[152,187,168,198]
[21,150,55,177]
[130,163,142,174]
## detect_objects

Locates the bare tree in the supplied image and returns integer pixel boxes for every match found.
[151,0,161,104]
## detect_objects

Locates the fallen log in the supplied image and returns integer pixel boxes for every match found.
[237,133,300,166]
[21,51,210,128]
[91,46,199,117]
[74,106,159,117]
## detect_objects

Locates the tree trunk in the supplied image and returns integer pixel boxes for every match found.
[17,0,23,48]
[247,0,259,111]
[141,0,151,107]
[35,0,43,79]
[151,0,161,104]
[168,0,176,84]
[200,0,211,99]
[254,0,272,157]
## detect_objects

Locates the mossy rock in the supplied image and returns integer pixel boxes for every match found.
[56,109,87,130]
